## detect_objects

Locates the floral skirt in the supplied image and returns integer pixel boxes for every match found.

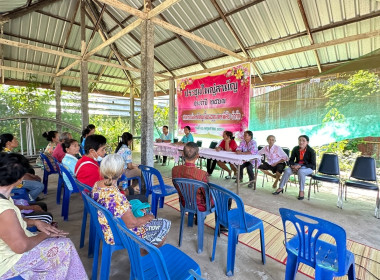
[1,238,88,280]
[131,218,171,246]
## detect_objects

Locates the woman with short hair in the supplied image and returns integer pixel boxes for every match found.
[92,154,171,247]
[258,135,289,189]
[236,130,261,188]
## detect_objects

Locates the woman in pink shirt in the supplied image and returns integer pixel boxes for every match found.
[258,135,289,189]
[206,131,238,178]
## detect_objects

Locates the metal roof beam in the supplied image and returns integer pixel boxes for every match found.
[209,0,262,80]
[151,17,247,61]
[254,29,380,62]
[0,0,62,23]
[0,38,81,60]
[0,37,170,78]
[126,0,265,59]
[83,19,142,59]
[95,0,146,19]
[89,50,114,92]
[96,1,175,76]
[297,0,322,73]
[85,0,134,85]
[54,0,80,77]
[3,57,129,81]
[3,78,126,96]
[3,31,111,61]
[147,0,183,19]
[151,2,207,70]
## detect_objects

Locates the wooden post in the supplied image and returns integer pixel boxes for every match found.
[140,13,155,166]
[55,77,62,131]
[130,86,135,135]
[80,0,89,128]
[169,79,175,141]
[0,24,4,84]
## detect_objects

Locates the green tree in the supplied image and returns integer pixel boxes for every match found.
[324,70,380,111]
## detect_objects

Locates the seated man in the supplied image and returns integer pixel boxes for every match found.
[258,135,289,189]
[75,134,106,188]
[172,142,228,231]
[155,125,172,166]
[172,142,209,211]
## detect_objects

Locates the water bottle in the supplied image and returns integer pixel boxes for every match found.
[122,181,129,190]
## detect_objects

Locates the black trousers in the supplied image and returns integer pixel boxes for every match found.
[206,159,217,174]
[155,155,167,163]
[240,162,255,181]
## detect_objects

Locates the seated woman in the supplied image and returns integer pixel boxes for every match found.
[0,152,87,279]
[236,130,261,188]
[0,133,44,201]
[80,124,96,151]
[178,125,194,144]
[115,132,141,195]
[206,131,238,178]
[62,139,80,191]
[52,132,72,163]
[258,135,289,189]
[75,134,106,188]
[42,130,60,172]
[92,154,171,247]
[273,135,316,200]
[62,139,80,175]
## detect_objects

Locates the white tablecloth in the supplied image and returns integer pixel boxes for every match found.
[199,148,261,165]
[154,143,183,163]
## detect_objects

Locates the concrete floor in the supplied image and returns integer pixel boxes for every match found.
[35,153,380,280]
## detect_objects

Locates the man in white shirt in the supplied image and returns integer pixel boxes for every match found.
[155,126,172,166]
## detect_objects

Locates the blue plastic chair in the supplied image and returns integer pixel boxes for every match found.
[11,188,30,201]
[39,152,58,194]
[115,217,203,280]
[343,156,379,218]
[139,165,177,218]
[172,178,214,253]
[79,144,85,156]
[75,179,95,258]
[117,173,142,193]
[279,208,355,280]
[82,191,128,280]
[208,183,266,276]
[309,153,341,202]
[53,157,64,204]
[7,276,24,280]
[58,163,80,220]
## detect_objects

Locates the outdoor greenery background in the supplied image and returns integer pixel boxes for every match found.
[0,79,170,152]
[1,70,379,173]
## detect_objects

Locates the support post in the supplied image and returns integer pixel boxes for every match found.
[0,24,4,84]
[80,0,89,128]
[130,86,135,135]
[55,77,62,131]
[140,18,154,166]
[169,79,175,141]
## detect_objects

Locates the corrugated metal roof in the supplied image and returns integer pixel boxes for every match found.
[1,0,379,96]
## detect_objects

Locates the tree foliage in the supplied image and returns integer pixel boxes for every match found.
[324,70,380,111]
